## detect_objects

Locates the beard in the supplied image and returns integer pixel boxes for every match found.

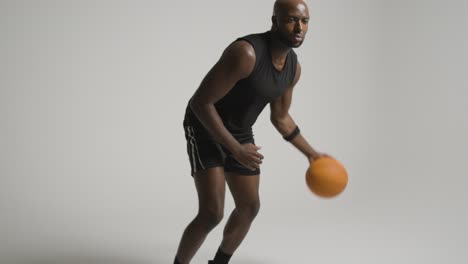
[277,30,304,48]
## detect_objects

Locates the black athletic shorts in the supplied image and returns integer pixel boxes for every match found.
[183,124,261,176]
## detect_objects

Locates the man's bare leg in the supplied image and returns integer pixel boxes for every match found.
[175,167,226,264]
[215,172,260,261]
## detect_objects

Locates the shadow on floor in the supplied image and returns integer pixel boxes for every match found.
[2,253,166,264]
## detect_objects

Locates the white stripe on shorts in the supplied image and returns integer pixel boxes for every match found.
[186,126,198,173]
[188,126,205,171]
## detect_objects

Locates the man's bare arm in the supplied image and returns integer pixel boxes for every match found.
[190,41,263,169]
[270,62,321,161]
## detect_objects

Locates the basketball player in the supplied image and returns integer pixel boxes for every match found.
[174,1,327,263]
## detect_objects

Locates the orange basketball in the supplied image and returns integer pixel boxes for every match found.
[306,157,348,198]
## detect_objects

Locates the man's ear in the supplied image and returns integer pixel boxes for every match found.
[271,16,278,30]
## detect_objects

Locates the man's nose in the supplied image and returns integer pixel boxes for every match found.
[294,21,303,32]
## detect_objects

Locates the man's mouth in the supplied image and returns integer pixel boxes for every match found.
[293,34,304,42]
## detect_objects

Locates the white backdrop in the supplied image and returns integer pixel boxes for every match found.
[1,0,467,263]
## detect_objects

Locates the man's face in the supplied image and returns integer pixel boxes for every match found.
[273,2,310,48]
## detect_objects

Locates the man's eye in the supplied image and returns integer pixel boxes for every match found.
[303,19,309,24]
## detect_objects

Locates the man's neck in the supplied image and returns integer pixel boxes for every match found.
[268,31,292,65]
[270,31,291,62]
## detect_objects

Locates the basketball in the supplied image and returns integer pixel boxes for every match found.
[306,157,348,198]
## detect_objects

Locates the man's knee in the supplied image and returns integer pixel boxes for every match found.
[237,199,260,221]
[197,206,224,230]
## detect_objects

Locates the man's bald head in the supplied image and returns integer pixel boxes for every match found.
[273,0,309,17]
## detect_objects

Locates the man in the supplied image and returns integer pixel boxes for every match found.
[174,0,327,263]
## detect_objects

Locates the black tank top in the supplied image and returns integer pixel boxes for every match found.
[184,31,298,141]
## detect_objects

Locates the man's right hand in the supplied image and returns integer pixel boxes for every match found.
[232,143,264,171]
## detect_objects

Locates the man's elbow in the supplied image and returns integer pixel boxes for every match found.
[189,96,202,110]
[270,115,287,130]
[189,97,198,111]
[189,97,212,114]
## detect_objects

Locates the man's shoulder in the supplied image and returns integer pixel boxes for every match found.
[218,39,256,77]
[231,31,269,59]
[224,39,256,62]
